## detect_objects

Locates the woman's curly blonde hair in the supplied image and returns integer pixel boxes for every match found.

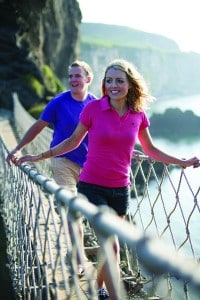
[102,59,154,112]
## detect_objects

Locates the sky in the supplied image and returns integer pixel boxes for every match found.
[77,0,200,54]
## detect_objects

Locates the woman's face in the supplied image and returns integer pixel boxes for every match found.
[104,68,130,102]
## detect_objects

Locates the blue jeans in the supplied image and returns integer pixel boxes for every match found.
[78,181,130,216]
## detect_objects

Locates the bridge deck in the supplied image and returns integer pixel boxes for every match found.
[0,110,17,149]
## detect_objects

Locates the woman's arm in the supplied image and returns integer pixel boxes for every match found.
[138,128,200,168]
[14,122,88,165]
[6,119,48,165]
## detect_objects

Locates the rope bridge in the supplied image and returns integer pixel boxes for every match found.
[0,94,199,299]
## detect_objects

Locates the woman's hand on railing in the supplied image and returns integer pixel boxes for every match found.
[13,154,43,166]
[180,157,200,168]
[6,148,21,166]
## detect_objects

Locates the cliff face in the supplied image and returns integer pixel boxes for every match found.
[80,23,200,99]
[81,43,200,99]
[0,0,81,110]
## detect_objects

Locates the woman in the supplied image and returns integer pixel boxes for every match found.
[13,59,200,300]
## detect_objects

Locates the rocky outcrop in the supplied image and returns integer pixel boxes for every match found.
[0,0,82,110]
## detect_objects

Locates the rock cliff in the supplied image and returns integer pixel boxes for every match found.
[0,0,81,110]
[80,23,200,99]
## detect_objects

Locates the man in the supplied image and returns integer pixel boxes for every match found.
[7,60,97,276]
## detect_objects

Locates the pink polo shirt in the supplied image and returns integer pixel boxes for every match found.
[79,96,150,187]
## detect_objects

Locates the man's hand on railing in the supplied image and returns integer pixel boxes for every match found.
[132,149,144,157]
[132,149,149,160]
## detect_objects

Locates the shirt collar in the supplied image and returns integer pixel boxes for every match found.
[100,96,134,113]
[100,96,111,111]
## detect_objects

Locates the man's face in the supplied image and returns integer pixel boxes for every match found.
[68,66,89,94]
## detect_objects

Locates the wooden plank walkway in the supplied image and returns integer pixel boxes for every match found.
[0,109,18,149]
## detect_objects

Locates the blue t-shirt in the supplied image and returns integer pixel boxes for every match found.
[40,90,96,166]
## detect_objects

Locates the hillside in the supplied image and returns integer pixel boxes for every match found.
[150,108,200,139]
[80,23,200,99]
[81,23,180,52]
